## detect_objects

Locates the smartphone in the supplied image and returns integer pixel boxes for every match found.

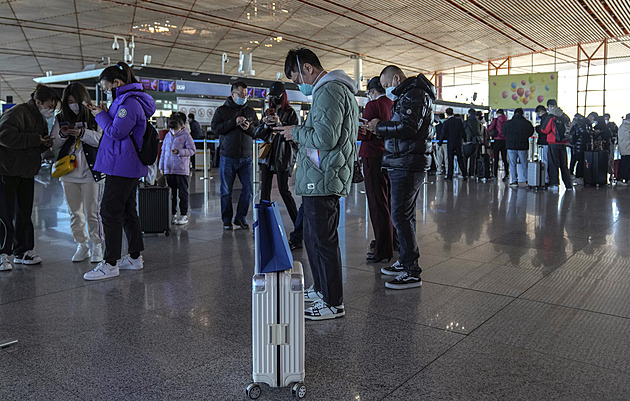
[359,117,368,123]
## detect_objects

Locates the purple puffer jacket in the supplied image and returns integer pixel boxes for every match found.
[94,83,156,178]
[159,128,195,176]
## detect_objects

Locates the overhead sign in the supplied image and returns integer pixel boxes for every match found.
[177,98,224,124]
[488,72,558,109]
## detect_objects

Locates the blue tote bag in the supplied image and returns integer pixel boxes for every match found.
[253,201,293,273]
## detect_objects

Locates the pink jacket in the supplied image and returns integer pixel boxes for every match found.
[159,128,195,176]
[489,114,508,141]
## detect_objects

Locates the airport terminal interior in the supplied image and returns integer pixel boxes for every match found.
[3,1,630,400]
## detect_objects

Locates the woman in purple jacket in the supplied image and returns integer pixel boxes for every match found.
[83,62,156,281]
[159,112,195,225]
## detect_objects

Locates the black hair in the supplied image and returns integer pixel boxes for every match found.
[367,76,385,93]
[468,108,476,114]
[188,113,195,120]
[497,109,505,115]
[284,48,323,79]
[587,111,599,119]
[169,112,185,128]
[380,65,405,79]
[99,62,138,85]
[231,81,247,92]
[31,83,60,104]
[535,105,546,113]
[445,107,454,116]
[603,113,611,119]
[514,108,524,116]
[59,82,97,130]
[546,99,557,107]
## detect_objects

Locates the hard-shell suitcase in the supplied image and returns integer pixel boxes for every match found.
[137,185,170,236]
[528,161,545,189]
[248,262,306,400]
[584,150,608,186]
[476,153,492,181]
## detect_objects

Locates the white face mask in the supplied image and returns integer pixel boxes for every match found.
[69,103,80,115]
[40,107,55,119]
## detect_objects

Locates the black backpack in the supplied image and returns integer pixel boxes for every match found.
[130,119,159,166]
[553,115,570,143]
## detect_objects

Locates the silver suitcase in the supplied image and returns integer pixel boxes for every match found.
[528,160,545,189]
[248,261,306,400]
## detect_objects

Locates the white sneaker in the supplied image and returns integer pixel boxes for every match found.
[83,261,119,281]
[13,250,42,265]
[171,215,178,225]
[72,242,91,262]
[304,285,323,302]
[91,243,104,263]
[118,254,144,270]
[0,254,12,271]
[176,215,188,225]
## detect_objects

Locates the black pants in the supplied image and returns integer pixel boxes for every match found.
[447,145,467,178]
[0,176,34,256]
[362,156,394,259]
[166,174,189,216]
[303,195,343,307]
[548,144,572,187]
[492,140,509,178]
[289,203,304,245]
[259,164,298,225]
[100,176,144,264]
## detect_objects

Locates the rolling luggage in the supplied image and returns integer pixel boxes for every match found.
[137,185,170,236]
[528,160,545,189]
[247,202,306,400]
[584,150,608,186]
[476,150,492,181]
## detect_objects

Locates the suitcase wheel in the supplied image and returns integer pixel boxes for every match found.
[165,229,170,236]
[292,382,307,399]
[246,383,261,399]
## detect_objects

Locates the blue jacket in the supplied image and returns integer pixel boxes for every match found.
[94,83,156,178]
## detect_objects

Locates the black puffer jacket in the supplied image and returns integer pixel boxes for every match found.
[376,74,436,171]
[503,114,534,150]
[211,97,259,158]
[570,114,592,154]
[254,107,299,173]
[0,99,48,177]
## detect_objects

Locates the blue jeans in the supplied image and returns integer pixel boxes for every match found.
[508,149,529,183]
[388,169,423,276]
[219,156,252,224]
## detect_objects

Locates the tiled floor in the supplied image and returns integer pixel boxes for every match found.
[2,169,630,400]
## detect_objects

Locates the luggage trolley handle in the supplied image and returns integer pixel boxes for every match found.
[268,324,290,345]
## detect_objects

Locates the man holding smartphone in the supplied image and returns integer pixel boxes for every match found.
[210,81,259,230]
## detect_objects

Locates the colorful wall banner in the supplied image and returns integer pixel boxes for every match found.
[488,72,558,109]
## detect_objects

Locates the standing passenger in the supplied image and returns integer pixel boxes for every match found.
[83,62,156,280]
[503,108,534,186]
[211,81,259,230]
[489,109,509,181]
[0,84,57,271]
[442,108,467,180]
[367,65,435,290]
[276,48,358,319]
[50,83,105,263]
[617,114,630,185]
[359,77,395,263]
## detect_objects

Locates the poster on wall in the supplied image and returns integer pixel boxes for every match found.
[488,72,558,110]
[177,98,224,124]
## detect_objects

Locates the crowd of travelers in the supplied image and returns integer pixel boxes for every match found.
[1,50,627,321]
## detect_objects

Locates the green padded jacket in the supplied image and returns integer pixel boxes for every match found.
[291,70,359,197]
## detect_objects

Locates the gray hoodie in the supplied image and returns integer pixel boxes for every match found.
[313,70,359,95]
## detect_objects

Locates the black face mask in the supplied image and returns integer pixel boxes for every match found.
[269,95,281,107]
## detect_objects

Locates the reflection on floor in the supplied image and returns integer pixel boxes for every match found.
[2,168,630,400]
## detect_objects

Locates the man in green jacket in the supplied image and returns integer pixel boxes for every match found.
[0,84,57,271]
[276,48,358,320]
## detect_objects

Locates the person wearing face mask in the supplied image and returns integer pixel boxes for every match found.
[211,81,259,231]
[50,82,105,263]
[254,82,299,229]
[358,77,395,263]
[159,112,195,225]
[0,84,58,270]
[275,48,358,320]
[367,65,436,290]
[82,62,156,281]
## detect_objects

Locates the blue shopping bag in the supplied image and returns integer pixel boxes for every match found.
[253,201,293,273]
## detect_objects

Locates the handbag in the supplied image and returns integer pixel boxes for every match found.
[52,139,80,179]
[352,144,363,183]
[254,201,293,273]
[258,142,272,159]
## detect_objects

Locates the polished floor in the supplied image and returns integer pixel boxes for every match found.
[2,167,630,400]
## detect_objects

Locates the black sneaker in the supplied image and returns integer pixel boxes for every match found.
[385,272,422,290]
[380,260,404,276]
[223,223,233,231]
[233,220,249,230]
[305,300,345,320]
[288,239,303,250]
